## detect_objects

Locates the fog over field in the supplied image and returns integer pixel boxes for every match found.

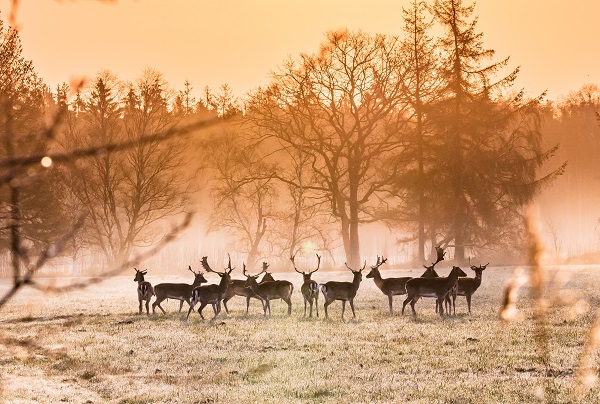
[2,0,600,402]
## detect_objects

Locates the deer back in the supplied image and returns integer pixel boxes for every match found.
[252,279,294,299]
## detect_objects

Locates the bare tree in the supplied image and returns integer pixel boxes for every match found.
[58,70,191,266]
[202,126,276,269]
[248,30,410,268]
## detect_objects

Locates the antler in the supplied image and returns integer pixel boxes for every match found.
[290,255,303,274]
[201,256,220,274]
[434,246,445,265]
[371,255,387,269]
[243,263,264,279]
[308,254,321,275]
[225,253,235,274]
[345,261,367,273]
[188,265,198,275]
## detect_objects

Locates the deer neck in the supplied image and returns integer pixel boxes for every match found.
[445,270,462,288]
[351,273,362,291]
[219,275,230,293]
[371,271,385,288]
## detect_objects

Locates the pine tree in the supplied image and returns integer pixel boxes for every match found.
[430,0,564,262]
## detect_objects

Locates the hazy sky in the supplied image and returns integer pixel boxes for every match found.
[1,0,599,101]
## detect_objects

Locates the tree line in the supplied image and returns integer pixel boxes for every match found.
[1,0,579,276]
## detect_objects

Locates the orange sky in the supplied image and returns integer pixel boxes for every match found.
[1,0,599,101]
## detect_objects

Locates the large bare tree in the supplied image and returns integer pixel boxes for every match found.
[248,30,410,268]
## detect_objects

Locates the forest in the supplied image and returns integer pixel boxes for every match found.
[0,0,598,278]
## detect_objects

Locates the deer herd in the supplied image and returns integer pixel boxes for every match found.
[133,247,488,322]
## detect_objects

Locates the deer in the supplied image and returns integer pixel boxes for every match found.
[186,256,234,322]
[152,266,208,315]
[446,260,489,315]
[222,262,274,314]
[366,256,412,315]
[133,268,154,316]
[243,263,294,316]
[291,254,321,318]
[402,265,467,318]
[320,261,366,321]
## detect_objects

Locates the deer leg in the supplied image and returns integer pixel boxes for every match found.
[246,296,251,315]
[466,294,472,314]
[410,296,420,317]
[138,299,143,315]
[349,299,356,319]
[186,300,196,320]
[324,299,331,319]
[388,294,393,315]
[303,297,307,317]
[452,293,457,315]
[308,299,313,318]
[438,297,445,317]
[211,301,221,322]
[315,295,319,317]
[152,297,166,315]
[144,299,151,316]
[402,296,411,315]
[223,297,231,314]
[198,301,208,320]
[341,300,346,321]
[286,297,292,315]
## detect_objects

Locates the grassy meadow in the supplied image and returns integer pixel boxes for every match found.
[1,265,599,403]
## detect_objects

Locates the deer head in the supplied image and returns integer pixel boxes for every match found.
[133,268,147,282]
[366,256,387,278]
[188,265,208,285]
[469,258,489,279]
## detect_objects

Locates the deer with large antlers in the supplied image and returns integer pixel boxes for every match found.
[291,254,321,318]
[243,263,294,316]
[402,265,467,317]
[446,261,489,315]
[152,266,208,315]
[186,256,234,322]
[366,255,441,315]
[133,268,154,316]
[320,261,366,321]
[222,262,274,314]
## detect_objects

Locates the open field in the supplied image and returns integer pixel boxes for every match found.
[1,265,599,403]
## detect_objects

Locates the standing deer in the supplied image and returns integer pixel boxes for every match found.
[402,265,467,317]
[366,255,442,315]
[446,261,488,314]
[152,266,208,315]
[291,254,321,318]
[320,261,366,321]
[222,262,273,314]
[133,268,154,316]
[366,256,410,315]
[244,263,294,316]
[186,256,234,322]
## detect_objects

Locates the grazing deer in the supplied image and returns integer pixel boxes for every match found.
[134,268,154,316]
[402,265,467,317]
[291,254,321,318]
[320,261,366,321]
[152,266,208,315]
[446,261,488,315]
[244,263,294,316]
[366,256,412,315]
[186,256,234,322]
[222,263,273,314]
